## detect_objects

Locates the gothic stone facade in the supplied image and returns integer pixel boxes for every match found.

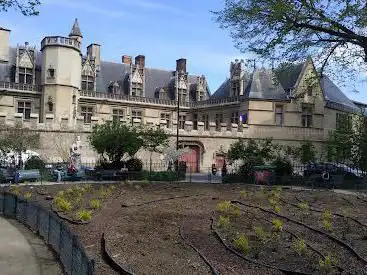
[0,20,364,172]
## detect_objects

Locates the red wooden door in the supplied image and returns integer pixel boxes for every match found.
[179,146,200,173]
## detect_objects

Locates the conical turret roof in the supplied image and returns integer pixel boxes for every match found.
[69,18,82,38]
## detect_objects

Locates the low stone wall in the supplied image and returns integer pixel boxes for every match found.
[0,192,95,275]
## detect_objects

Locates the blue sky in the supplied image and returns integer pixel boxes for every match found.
[0,0,366,102]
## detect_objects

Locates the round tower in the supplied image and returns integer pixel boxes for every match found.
[40,19,82,123]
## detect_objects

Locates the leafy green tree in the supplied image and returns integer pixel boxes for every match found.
[213,0,367,77]
[1,0,41,16]
[141,126,169,173]
[300,140,316,164]
[89,121,143,166]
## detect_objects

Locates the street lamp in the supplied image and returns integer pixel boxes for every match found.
[176,72,180,151]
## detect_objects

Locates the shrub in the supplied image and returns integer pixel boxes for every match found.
[273,205,281,213]
[323,219,333,231]
[298,202,309,211]
[240,190,248,198]
[217,215,230,228]
[322,210,332,221]
[239,156,264,178]
[75,210,93,222]
[126,158,143,172]
[98,187,111,199]
[272,219,283,232]
[216,201,240,216]
[254,226,268,243]
[233,234,249,254]
[319,255,337,273]
[24,192,32,200]
[89,199,101,209]
[10,186,21,196]
[271,157,293,176]
[293,238,307,255]
[25,156,46,172]
[54,197,72,212]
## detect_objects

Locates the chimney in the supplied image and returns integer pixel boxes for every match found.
[176,58,187,73]
[122,55,132,65]
[0,27,11,63]
[135,55,145,67]
[87,43,101,71]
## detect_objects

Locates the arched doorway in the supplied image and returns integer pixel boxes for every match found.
[178,141,204,173]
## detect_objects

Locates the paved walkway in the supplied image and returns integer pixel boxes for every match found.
[0,217,63,275]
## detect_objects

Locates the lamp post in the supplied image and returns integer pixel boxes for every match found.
[176,72,180,151]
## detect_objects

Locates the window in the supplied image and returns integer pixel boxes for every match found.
[231,112,239,124]
[81,75,94,91]
[178,89,187,103]
[112,109,124,122]
[160,113,171,128]
[193,114,198,130]
[336,113,352,131]
[202,114,209,130]
[231,81,240,96]
[19,67,33,84]
[215,113,223,130]
[302,106,313,128]
[179,115,186,129]
[132,82,143,97]
[198,91,205,101]
[47,68,55,79]
[48,102,53,112]
[275,105,284,126]
[307,86,313,96]
[131,109,143,124]
[80,106,93,124]
[72,95,76,104]
[17,101,31,120]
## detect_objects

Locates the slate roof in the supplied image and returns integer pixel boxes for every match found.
[212,62,362,113]
[0,47,210,100]
[69,19,82,38]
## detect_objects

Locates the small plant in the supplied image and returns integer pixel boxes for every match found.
[89,199,101,210]
[84,184,93,192]
[319,255,337,274]
[54,197,72,212]
[98,187,111,199]
[272,219,283,232]
[75,209,93,222]
[231,204,241,216]
[298,202,309,211]
[217,215,230,228]
[233,234,249,254]
[24,192,32,200]
[268,197,278,207]
[57,190,65,197]
[322,210,332,221]
[254,226,268,243]
[293,238,307,255]
[323,219,333,232]
[216,201,232,212]
[10,186,21,195]
[274,186,282,193]
[273,205,281,213]
[270,190,281,201]
[109,185,116,191]
[240,190,248,198]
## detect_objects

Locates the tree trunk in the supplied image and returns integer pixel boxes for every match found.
[149,151,153,175]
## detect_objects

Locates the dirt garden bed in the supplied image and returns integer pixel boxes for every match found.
[2,183,367,274]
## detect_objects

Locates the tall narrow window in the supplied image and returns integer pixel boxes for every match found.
[112,109,124,122]
[215,113,223,130]
[307,86,313,96]
[131,109,143,124]
[81,75,94,91]
[179,115,186,129]
[231,112,239,124]
[19,67,33,84]
[202,114,209,130]
[17,101,31,119]
[193,113,198,130]
[302,106,312,128]
[275,105,284,126]
[160,113,171,128]
[231,81,240,96]
[80,106,93,124]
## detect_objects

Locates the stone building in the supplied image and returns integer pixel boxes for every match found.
[0,19,364,171]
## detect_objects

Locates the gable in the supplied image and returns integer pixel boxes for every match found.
[19,52,33,68]
[82,59,94,76]
[131,69,143,84]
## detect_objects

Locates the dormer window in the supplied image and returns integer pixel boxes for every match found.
[19,67,33,84]
[82,75,94,91]
[108,82,120,94]
[231,81,240,96]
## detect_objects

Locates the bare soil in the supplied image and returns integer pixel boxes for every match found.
[3,183,367,275]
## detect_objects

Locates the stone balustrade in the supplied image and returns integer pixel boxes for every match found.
[41,36,81,51]
[0,113,326,141]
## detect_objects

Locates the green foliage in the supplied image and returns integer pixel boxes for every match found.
[271,157,293,176]
[89,199,101,210]
[298,202,309,211]
[54,197,72,212]
[98,187,111,199]
[228,138,274,162]
[25,156,46,172]
[273,205,281,214]
[323,219,333,232]
[254,226,268,243]
[319,255,337,274]
[217,215,230,229]
[293,238,307,256]
[75,210,93,222]
[240,190,248,198]
[0,0,41,16]
[126,158,143,172]
[322,210,332,221]
[216,201,240,216]
[24,192,32,200]
[10,185,21,196]
[300,141,316,164]
[213,0,367,78]
[233,234,249,254]
[272,219,283,232]
[89,121,143,165]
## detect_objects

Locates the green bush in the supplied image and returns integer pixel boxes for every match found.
[142,171,184,181]
[271,157,293,176]
[25,156,46,172]
[233,234,250,254]
[54,197,72,212]
[126,158,143,172]
[75,209,93,222]
[89,199,101,209]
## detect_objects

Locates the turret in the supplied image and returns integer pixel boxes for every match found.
[0,27,10,62]
[69,18,83,43]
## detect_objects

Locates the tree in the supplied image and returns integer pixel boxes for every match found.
[89,121,143,166]
[213,0,367,77]
[141,126,169,173]
[1,0,41,16]
[299,140,316,164]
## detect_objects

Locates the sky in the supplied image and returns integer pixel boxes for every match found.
[0,0,366,102]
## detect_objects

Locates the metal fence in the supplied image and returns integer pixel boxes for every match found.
[0,192,95,275]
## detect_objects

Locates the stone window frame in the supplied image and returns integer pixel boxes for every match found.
[201,114,209,130]
[179,114,186,130]
[215,113,223,130]
[231,111,239,125]
[231,80,240,96]
[160,112,172,128]
[193,113,198,130]
[18,67,33,84]
[274,104,284,126]
[131,109,144,124]
[80,105,94,124]
[17,100,32,120]
[81,75,95,91]
[301,105,313,128]
[112,108,125,122]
